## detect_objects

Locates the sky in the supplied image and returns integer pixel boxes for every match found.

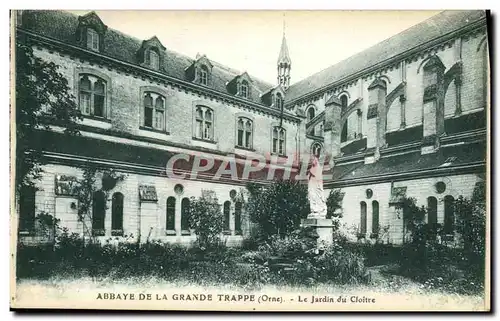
[68,10,440,85]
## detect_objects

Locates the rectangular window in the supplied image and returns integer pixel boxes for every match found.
[154,110,164,130]
[245,131,252,148]
[195,120,203,138]
[237,129,244,147]
[204,122,212,139]
[93,94,105,117]
[279,139,284,155]
[272,138,277,153]
[79,93,91,115]
[144,107,153,128]
[150,51,160,70]
[92,34,99,51]
[86,29,99,51]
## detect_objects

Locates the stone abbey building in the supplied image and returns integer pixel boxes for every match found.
[15,10,488,245]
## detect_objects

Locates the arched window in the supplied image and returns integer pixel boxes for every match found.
[340,95,348,110]
[195,106,214,140]
[307,106,316,122]
[149,49,160,70]
[427,196,438,240]
[272,126,286,155]
[19,186,36,232]
[372,201,379,235]
[341,121,348,142]
[79,74,107,118]
[223,201,231,232]
[275,93,284,110]
[360,201,367,235]
[311,142,322,158]
[92,191,106,236]
[235,201,243,235]
[111,192,124,235]
[237,117,253,149]
[143,92,166,131]
[181,197,190,233]
[200,65,209,85]
[86,28,99,51]
[240,80,249,98]
[166,196,176,231]
[444,195,455,235]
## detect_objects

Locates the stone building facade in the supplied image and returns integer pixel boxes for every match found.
[15,10,488,246]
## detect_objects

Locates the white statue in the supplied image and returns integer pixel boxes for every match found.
[308,155,328,218]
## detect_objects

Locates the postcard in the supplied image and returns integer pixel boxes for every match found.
[10,9,490,311]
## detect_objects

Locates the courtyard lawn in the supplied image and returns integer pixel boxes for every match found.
[14,274,487,311]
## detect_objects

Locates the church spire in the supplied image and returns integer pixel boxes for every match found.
[277,13,291,90]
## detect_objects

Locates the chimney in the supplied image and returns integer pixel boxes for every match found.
[324,95,342,159]
[421,55,445,154]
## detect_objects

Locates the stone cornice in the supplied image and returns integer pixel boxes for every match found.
[18,28,301,124]
[285,17,487,107]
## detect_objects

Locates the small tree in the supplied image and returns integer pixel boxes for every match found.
[187,190,224,249]
[454,183,486,274]
[73,164,125,245]
[326,189,344,232]
[245,180,309,240]
[15,42,81,194]
[396,197,427,244]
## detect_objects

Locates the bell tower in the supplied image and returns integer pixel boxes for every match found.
[277,18,291,90]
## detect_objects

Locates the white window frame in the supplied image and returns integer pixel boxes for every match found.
[194,106,214,140]
[272,126,286,155]
[86,28,99,52]
[143,91,166,131]
[236,117,253,149]
[78,74,107,118]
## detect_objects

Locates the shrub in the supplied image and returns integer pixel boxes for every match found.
[326,189,344,221]
[314,243,368,284]
[186,190,224,249]
[454,193,486,277]
[245,180,309,240]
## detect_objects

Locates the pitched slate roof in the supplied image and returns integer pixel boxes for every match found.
[20,10,276,107]
[286,10,487,103]
[330,141,486,183]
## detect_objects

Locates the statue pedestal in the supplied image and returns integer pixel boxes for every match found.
[301,217,334,249]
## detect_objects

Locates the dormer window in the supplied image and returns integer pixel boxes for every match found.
[275,93,284,110]
[75,11,108,53]
[137,36,166,71]
[186,54,213,87]
[240,80,249,98]
[228,72,252,98]
[150,50,160,70]
[199,66,209,86]
[86,28,99,52]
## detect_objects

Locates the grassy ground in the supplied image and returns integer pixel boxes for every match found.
[13,272,487,311]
